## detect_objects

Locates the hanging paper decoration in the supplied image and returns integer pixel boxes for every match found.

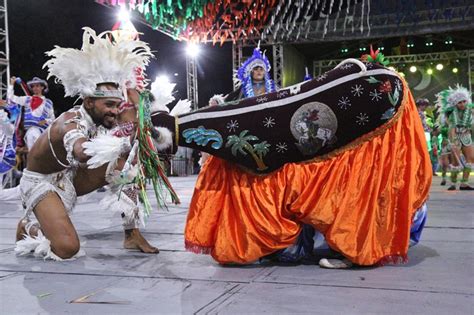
[97,0,367,45]
[179,1,276,45]
[98,0,276,43]
[99,0,214,39]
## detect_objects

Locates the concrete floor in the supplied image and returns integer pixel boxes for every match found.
[0,175,472,314]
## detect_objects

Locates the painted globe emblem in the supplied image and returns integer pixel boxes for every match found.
[290,101,338,156]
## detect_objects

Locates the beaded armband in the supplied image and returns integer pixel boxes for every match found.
[63,129,87,168]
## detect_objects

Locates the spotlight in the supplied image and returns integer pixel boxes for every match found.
[436,64,443,71]
[156,75,170,84]
[118,8,130,22]
[358,42,367,52]
[409,66,417,73]
[186,43,200,58]
[444,36,453,45]
[340,42,349,54]
[425,36,433,47]
[407,39,415,48]
[174,73,179,76]
[427,68,433,75]
[452,67,458,73]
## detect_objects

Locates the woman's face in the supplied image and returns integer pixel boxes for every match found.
[251,66,265,81]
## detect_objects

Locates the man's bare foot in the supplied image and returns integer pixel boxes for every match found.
[123,228,159,254]
[15,218,40,242]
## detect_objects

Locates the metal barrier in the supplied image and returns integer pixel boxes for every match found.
[169,157,194,176]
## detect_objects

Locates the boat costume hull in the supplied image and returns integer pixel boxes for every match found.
[151,61,432,265]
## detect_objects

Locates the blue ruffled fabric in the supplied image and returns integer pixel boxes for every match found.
[274,204,428,263]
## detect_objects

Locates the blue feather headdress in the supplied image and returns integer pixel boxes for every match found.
[237,45,275,98]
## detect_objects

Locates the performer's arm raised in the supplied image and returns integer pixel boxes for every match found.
[7,77,29,106]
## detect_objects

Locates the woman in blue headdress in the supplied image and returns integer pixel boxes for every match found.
[211,44,276,105]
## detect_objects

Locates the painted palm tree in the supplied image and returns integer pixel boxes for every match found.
[226,130,269,171]
[253,141,271,162]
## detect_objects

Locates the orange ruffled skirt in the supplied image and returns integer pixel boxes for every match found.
[184,87,432,266]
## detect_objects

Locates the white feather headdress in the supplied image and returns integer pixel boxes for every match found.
[150,77,176,112]
[43,27,153,98]
[149,76,192,116]
[436,84,472,112]
[446,84,471,108]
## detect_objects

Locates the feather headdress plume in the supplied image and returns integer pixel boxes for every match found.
[149,76,192,116]
[149,76,176,113]
[236,43,275,98]
[43,27,153,98]
[436,84,471,112]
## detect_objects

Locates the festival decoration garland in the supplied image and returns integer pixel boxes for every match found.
[97,0,368,44]
[97,0,277,43]
[181,0,277,45]
[97,0,214,38]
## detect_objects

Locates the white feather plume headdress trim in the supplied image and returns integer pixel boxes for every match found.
[149,76,192,116]
[209,94,225,106]
[150,77,176,113]
[447,84,471,108]
[170,99,192,116]
[43,27,153,98]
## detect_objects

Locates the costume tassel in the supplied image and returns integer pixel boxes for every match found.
[137,91,180,217]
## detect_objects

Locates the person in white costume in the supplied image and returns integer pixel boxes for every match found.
[14,27,159,260]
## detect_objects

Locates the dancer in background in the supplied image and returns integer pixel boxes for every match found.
[436,86,474,190]
[8,76,55,150]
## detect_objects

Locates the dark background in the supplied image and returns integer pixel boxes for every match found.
[8,0,235,114]
[8,1,473,114]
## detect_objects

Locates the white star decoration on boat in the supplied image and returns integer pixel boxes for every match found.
[276,142,288,153]
[356,113,369,125]
[277,90,289,98]
[316,73,328,81]
[351,84,364,97]
[263,117,276,128]
[226,120,239,132]
[341,63,354,70]
[369,89,382,101]
[338,96,351,110]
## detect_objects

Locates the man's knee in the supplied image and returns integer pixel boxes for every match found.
[51,237,80,259]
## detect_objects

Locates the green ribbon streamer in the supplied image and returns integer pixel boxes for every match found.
[136,91,180,217]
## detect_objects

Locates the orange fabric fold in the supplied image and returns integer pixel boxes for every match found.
[184,87,432,265]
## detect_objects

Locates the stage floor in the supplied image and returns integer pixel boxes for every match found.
[0,175,472,314]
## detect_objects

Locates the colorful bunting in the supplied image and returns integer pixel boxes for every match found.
[98,0,363,45]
